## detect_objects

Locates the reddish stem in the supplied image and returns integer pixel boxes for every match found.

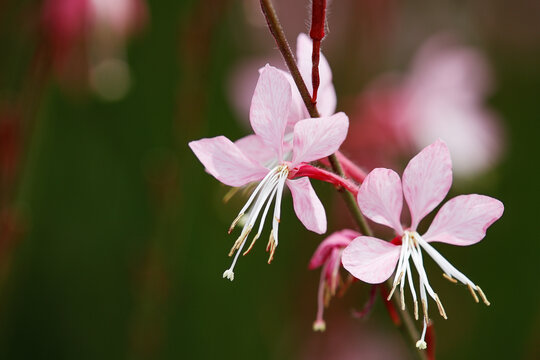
[426,321,436,360]
[319,151,367,183]
[310,0,326,104]
[380,285,402,326]
[289,163,359,196]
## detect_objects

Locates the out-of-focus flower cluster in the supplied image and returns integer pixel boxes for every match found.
[345,34,504,179]
[41,0,147,100]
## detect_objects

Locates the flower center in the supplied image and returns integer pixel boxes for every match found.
[223,164,289,281]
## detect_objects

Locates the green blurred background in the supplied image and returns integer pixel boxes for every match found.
[0,0,538,359]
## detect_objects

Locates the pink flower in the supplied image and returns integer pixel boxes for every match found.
[341,140,504,349]
[189,65,349,280]
[401,34,504,178]
[309,229,360,331]
[344,34,503,178]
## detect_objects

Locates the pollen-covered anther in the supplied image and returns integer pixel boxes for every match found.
[422,300,428,322]
[434,294,447,319]
[228,212,244,234]
[443,273,458,283]
[266,231,277,264]
[387,271,404,300]
[243,234,260,256]
[467,284,480,303]
[476,286,490,306]
[228,225,252,256]
[223,187,241,203]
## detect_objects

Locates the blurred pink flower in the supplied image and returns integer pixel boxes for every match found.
[189,65,349,280]
[309,229,359,331]
[342,140,504,349]
[345,34,504,178]
[41,0,147,99]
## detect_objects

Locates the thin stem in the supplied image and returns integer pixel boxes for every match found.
[259,1,426,359]
[259,0,372,236]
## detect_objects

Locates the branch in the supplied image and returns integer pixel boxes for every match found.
[259,1,427,359]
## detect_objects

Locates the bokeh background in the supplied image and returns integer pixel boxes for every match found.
[0,0,538,359]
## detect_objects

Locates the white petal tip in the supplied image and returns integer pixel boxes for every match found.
[223,269,235,281]
[312,320,326,332]
[416,340,427,350]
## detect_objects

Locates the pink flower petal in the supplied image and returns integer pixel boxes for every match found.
[189,136,268,187]
[249,64,291,160]
[342,236,401,284]
[296,33,336,117]
[422,194,504,246]
[235,134,276,167]
[309,229,360,269]
[357,168,404,234]
[402,139,452,230]
[287,177,326,234]
[291,112,349,165]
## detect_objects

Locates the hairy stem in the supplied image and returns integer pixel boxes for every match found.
[259,1,427,358]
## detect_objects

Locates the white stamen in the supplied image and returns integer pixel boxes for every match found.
[223,165,289,279]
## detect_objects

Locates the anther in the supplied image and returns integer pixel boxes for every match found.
[242,234,259,256]
[434,294,447,319]
[400,289,406,310]
[467,284,480,303]
[223,187,241,203]
[267,231,277,264]
[476,286,490,306]
[422,300,428,322]
[387,272,404,300]
[443,273,458,283]
[228,213,244,234]
[414,300,419,320]
[228,225,252,256]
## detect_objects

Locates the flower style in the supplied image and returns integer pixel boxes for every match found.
[189,65,349,281]
[341,140,504,349]
[309,229,360,331]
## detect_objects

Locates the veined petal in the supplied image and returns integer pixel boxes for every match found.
[309,229,360,269]
[235,134,276,167]
[291,112,349,166]
[189,136,267,187]
[250,65,291,159]
[423,194,504,246]
[357,168,404,234]
[296,33,336,117]
[287,177,326,234]
[342,236,401,284]
[402,139,452,230]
